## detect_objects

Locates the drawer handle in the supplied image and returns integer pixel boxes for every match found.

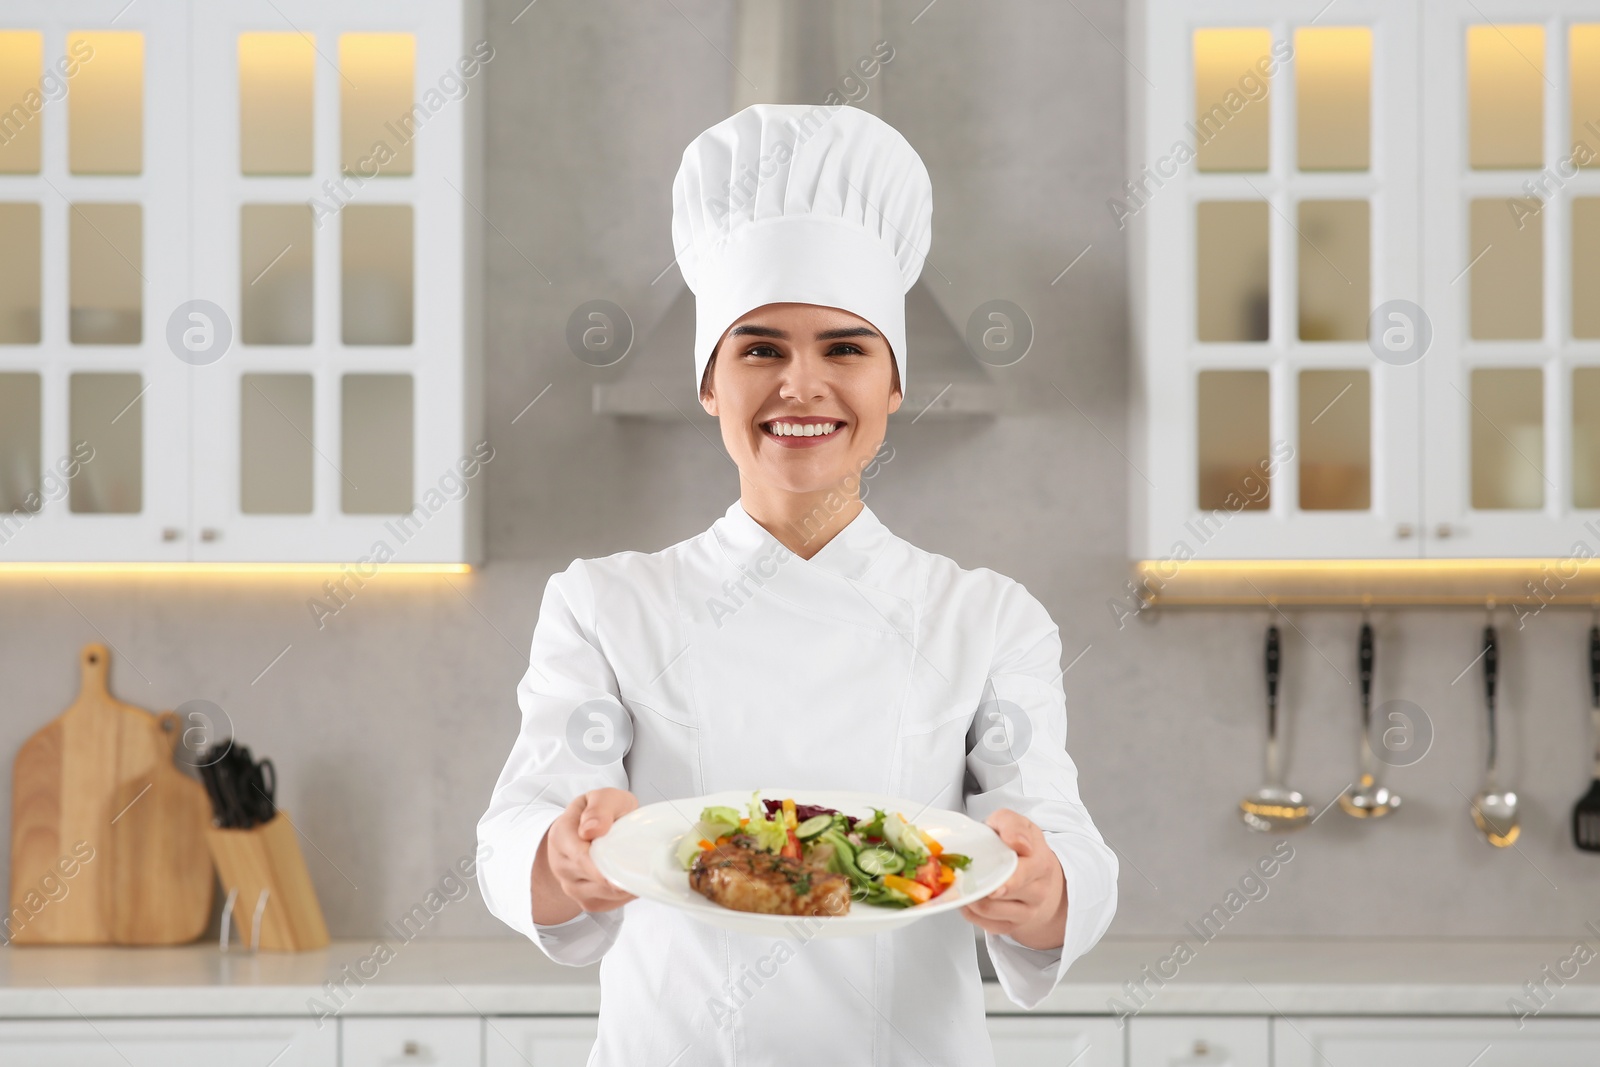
[403,1039,420,1056]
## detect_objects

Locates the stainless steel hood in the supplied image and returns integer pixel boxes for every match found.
[593,0,1001,422]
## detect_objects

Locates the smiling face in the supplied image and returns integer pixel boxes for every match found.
[699,302,903,498]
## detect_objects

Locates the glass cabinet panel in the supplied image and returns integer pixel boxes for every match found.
[339,33,415,177]
[1574,198,1600,338]
[1193,29,1272,172]
[1575,368,1600,509]
[1573,27,1600,169]
[239,32,314,176]
[67,32,143,175]
[241,204,313,344]
[240,373,313,514]
[1298,369,1371,510]
[69,203,142,345]
[1470,198,1542,340]
[1297,200,1369,341]
[1295,27,1371,171]
[0,203,41,344]
[341,374,413,514]
[342,204,413,345]
[0,373,41,514]
[1196,201,1269,342]
[1470,367,1544,510]
[1467,24,1544,169]
[0,33,43,174]
[69,372,142,514]
[1197,369,1271,510]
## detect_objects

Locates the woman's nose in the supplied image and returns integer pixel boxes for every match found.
[778,352,829,400]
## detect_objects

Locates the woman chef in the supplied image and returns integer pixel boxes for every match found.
[477,103,1117,1066]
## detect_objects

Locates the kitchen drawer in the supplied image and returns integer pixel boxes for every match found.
[1129,1016,1270,1067]
[0,1017,336,1066]
[1274,1016,1600,1066]
[987,1015,1123,1067]
[485,1016,599,1067]
[342,1016,483,1066]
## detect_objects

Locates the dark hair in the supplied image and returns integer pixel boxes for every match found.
[698,348,902,401]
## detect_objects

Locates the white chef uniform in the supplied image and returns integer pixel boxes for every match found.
[477,104,1117,1067]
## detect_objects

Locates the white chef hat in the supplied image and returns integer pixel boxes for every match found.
[671,103,932,395]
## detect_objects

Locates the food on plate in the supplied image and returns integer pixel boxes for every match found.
[676,792,972,915]
[689,841,852,916]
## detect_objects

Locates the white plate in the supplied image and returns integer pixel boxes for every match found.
[589,789,1018,938]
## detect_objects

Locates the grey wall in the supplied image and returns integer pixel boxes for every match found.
[3,0,1595,952]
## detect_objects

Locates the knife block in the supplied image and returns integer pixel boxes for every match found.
[203,810,329,952]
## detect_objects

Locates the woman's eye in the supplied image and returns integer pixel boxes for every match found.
[744,344,782,358]
[828,344,864,356]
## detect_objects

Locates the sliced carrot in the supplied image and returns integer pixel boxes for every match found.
[883,874,934,904]
[698,839,715,851]
[918,828,943,857]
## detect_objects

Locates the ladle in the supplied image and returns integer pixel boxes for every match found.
[1338,620,1401,819]
[1241,625,1310,833]
[1470,616,1520,847]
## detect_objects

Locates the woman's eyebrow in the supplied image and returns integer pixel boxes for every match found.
[725,324,881,340]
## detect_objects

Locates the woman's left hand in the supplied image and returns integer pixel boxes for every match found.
[960,808,1068,950]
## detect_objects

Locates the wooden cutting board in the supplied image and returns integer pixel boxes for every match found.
[9,644,214,944]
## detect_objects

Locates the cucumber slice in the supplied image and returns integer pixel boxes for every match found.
[855,847,905,876]
[795,814,833,840]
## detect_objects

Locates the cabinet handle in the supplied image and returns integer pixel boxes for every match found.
[1192,1038,1210,1057]
[200,527,220,542]
[1395,523,1414,539]
[1434,523,1453,539]
[161,527,182,542]
[403,1039,420,1055]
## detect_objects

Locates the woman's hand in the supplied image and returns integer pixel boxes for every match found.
[960,808,1068,951]
[530,788,639,925]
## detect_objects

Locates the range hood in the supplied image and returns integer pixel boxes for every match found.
[593,0,1002,422]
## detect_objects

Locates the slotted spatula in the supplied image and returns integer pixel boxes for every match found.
[1571,624,1600,853]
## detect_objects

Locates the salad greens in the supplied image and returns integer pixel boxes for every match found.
[679,793,970,909]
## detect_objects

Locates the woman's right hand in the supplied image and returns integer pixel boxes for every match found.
[531,788,639,924]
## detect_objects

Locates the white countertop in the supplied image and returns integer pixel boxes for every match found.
[0,937,1594,1019]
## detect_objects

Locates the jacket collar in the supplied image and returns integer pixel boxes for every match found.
[713,498,894,585]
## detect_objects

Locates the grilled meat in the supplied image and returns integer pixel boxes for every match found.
[690,839,851,917]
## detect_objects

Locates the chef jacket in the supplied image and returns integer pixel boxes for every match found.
[477,499,1117,1066]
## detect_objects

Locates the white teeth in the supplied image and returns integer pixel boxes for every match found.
[766,421,839,437]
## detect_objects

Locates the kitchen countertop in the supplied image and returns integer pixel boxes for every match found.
[0,937,1595,1019]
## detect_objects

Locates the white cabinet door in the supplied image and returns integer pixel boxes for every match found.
[0,1017,336,1066]
[187,0,481,564]
[484,1017,599,1067]
[1131,0,1424,561]
[1274,1016,1600,1066]
[1129,1016,1270,1067]
[343,1016,482,1067]
[1419,0,1600,557]
[987,1015,1123,1067]
[0,0,193,563]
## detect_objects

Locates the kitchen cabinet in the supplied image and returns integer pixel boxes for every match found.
[1272,1016,1600,1066]
[1128,1016,1270,1067]
[342,1015,482,1067]
[484,1016,601,1067]
[0,0,484,564]
[0,1016,337,1066]
[987,1016,1123,1067]
[1128,0,1600,564]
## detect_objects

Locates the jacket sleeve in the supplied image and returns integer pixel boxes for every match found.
[963,578,1118,1009]
[476,558,630,965]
